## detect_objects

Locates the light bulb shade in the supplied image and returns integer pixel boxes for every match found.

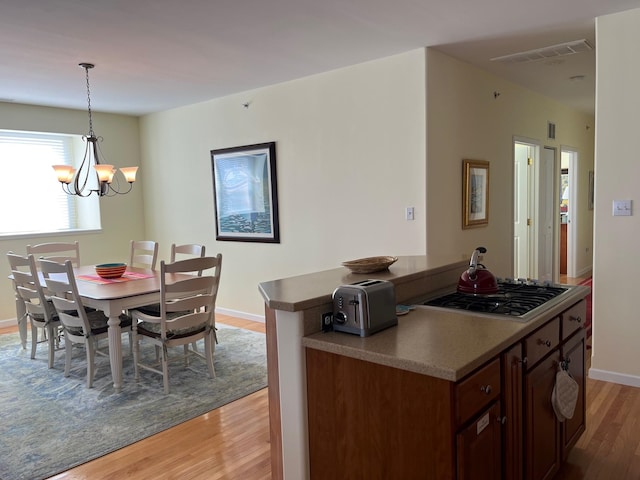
[94,164,115,182]
[52,165,75,184]
[119,166,139,183]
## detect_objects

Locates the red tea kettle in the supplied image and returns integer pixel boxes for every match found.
[457,246,499,295]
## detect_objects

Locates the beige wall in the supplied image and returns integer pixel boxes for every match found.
[426,49,595,278]
[0,102,144,321]
[139,50,427,317]
[590,8,640,385]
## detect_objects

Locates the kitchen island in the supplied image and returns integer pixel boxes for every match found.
[258,255,589,479]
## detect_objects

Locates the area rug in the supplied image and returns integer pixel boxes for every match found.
[0,324,267,480]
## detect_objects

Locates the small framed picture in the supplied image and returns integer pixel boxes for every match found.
[211,142,280,243]
[462,159,490,229]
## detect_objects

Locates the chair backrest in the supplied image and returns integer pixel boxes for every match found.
[157,255,222,337]
[40,259,92,339]
[26,241,80,267]
[7,252,56,324]
[130,240,159,270]
[171,243,206,275]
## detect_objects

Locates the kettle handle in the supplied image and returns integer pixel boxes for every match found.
[467,246,488,278]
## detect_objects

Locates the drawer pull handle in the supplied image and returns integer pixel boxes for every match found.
[520,357,528,365]
[480,385,492,394]
[570,315,582,324]
[538,339,552,348]
[496,416,507,425]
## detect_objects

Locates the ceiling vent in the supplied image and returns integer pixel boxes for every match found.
[490,39,593,65]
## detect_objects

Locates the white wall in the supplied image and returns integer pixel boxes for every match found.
[0,102,144,322]
[425,49,595,278]
[139,50,427,317]
[589,8,640,385]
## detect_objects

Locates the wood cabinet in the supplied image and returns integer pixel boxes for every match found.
[305,300,586,480]
[456,401,502,480]
[561,329,586,457]
[502,343,523,480]
[523,300,587,480]
[524,350,561,480]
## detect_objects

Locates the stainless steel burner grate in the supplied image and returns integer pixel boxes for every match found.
[424,282,567,317]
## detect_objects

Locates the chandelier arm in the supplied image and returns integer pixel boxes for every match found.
[72,137,94,196]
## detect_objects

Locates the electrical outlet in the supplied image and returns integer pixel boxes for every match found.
[321,312,333,332]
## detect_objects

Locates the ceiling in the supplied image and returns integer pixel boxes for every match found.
[1,0,639,117]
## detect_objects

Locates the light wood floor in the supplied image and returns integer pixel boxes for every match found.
[4,304,640,479]
[0,314,272,480]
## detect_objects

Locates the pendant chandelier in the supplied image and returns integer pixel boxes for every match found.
[52,63,138,197]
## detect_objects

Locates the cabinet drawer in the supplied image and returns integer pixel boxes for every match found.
[525,317,560,368]
[456,358,501,427]
[561,300,586,341]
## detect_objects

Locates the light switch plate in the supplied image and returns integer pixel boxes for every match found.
[405,207,415,221]
[613,200,632,216]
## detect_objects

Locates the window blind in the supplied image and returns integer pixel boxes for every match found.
[0,130,78,234]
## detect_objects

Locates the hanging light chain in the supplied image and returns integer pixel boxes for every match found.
[80,63,95,137]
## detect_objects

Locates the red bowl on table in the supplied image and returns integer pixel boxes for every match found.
[95,263,127,279]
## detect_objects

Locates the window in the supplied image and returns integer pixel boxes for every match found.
[0,130,101,236]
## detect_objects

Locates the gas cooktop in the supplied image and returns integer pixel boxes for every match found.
[423,281,568,319]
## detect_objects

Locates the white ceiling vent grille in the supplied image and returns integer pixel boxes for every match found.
[490,39,593,65]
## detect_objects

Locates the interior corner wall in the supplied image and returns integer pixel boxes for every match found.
[425,48,595,278]
[139,49,427,317]
[0,102,144,322]
[589,8,640,384]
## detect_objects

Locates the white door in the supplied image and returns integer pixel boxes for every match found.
[513,143,530,279]
[537,147,555,282]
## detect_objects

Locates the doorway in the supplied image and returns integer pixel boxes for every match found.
[513,140,555,282]
[560,148,578,277]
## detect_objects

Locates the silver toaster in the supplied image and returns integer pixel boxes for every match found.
[332,279,398,337]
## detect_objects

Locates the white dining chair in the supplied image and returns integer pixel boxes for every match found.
[129,254,222,394]
[41,259,133,388]
[26,241,80,267]
[7,252,62,368]
[129,240,159,270]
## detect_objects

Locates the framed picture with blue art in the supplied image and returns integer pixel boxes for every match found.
[211,142,280,243]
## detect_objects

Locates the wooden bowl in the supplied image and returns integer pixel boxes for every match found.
[341,256,398,274]
[95,263,127,279]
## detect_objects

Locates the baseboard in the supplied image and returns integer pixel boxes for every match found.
[216,307,265,323]
[588,368,640,388]
[0,318,17,329]
[576,265,593,278]
[1,308,265,329]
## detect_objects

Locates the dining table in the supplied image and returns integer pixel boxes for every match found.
[68,265,177,392]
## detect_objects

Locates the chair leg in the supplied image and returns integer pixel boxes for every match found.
[64,340,73,377]
[162,346,170,394]
[30,322,38,360]
[183,344,190,366]
[86,339,96,388]
[132,331,141,382]
[46,325,55,369]
[204,332,216,379]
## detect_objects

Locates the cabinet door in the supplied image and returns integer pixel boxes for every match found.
[561,329,586,457]
[525,351,561,480]
[457,401,502,480]
[502,343,523,480]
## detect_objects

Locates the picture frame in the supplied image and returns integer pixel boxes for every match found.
[211,142,280,243]
[462,159,490,229]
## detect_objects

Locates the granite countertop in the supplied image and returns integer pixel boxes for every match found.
[302,284,589,382]
[258,254,468,312]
